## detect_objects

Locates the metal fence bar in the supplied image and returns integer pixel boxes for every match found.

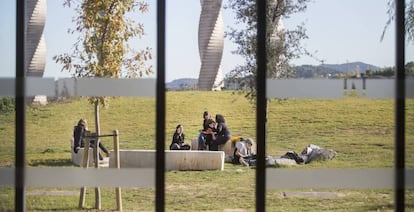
[2,77,412,98]
[256,0,267,211]
[15,0,26,211]
[156,0,166,211]
[395,0,406,210]
[1,78,157,97]
[266,169,414,189]
[2,168,413,188]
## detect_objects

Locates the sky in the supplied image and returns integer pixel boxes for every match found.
[0,0,412,82]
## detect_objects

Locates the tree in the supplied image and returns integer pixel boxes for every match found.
[54,0,153,135]
[382,0,414,43]
[225,0,311,100]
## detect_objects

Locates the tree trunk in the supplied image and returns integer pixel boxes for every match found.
[93,99,101,209]
[94,99,101,136]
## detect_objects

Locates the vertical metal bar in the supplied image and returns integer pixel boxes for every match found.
[256,0,267,211]
[15,0,26,211]
[156,0,166,211]
[113,130,122,211]
[395,0,405,211]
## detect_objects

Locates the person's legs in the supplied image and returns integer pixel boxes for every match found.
[209,143,219,151]
[89,140,104,160]
[98,140,110,157]
[239,157,249,166]
[170,143,180,150]
[215,136,229,146]
[182,144,191,150]
[198,133,206,150]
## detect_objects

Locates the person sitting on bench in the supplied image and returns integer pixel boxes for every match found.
[73,118,109,160]
[208,114,231,151]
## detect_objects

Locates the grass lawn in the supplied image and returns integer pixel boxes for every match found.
[0,91,413,211]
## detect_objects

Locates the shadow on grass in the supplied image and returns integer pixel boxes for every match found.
[365,203,414,211]
[30,158,74,167]
[28,207,82,212]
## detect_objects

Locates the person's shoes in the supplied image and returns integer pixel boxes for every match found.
[105,152,110,157]
[239,158,249,167]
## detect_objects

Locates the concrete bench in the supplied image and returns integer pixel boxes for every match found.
[70,138,109,167]
[70,138,94,166]
[191,139,234,156]
[108,150,225,171]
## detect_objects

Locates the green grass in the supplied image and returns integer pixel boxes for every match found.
[0,91,413,211]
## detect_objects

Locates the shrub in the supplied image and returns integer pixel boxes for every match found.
[0,97,15,113]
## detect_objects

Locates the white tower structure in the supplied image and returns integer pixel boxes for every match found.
[26,0,46,77]
[198,0,224,91]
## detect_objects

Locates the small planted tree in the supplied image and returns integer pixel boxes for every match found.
[54,0,153,134]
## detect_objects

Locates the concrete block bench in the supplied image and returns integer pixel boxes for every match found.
[70,138,94,166]
[70,138,109,167]
[71,147,95,166]
[108,150,225,171]
[191,139,234,156]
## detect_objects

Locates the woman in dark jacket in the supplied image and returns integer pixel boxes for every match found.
[169,124,191,150]
[73,119,109,160]
[209,114,231,151]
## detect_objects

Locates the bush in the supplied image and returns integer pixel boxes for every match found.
[0,97,15,113]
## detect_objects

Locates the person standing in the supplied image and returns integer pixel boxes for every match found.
[170,124,191,150]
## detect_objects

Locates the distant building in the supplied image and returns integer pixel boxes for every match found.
[26,0,46,77]
[26,0,47,104]
[198,0,224,91]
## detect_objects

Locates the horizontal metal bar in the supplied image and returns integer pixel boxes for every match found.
[27,77,55,97]
[266,168,414,189]
[267,79,414,99]
[77,78,155,97]
[267,79,344,98]
[1,168,413,188]
[0,168,155,187]
[0,78,156,97]
[1,78,413,98]
[84,134,116,138]
[363,79,394,98]
[0,78,15,96]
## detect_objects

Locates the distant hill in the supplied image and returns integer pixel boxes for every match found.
[294,61,381,78]
[166,78,197,90]
[320,61,381,73]
[167,62,383,89]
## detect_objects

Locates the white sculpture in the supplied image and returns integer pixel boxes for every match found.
[26,0,46,77]
[198,0,224,91]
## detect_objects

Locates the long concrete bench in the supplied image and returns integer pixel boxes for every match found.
[70,138,94,166]
[191,139,234,156]
[70,138,109,167]
[108,150,225,171]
